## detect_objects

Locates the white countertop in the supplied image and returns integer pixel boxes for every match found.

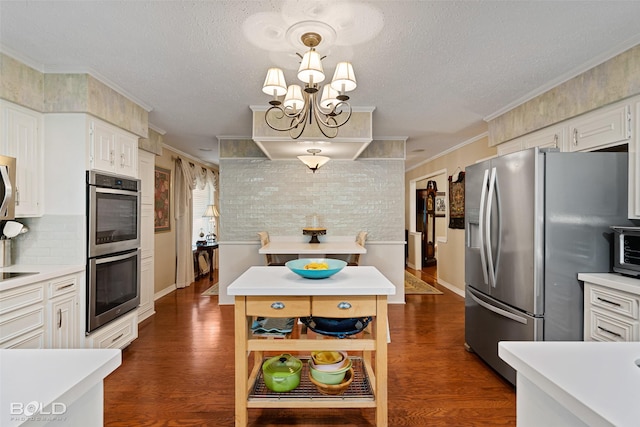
[227,266,395,296]
[259,241,366,255]
[0,265,85,291]
[499,341,640,427]
[0,349,121,427]
[578,272,640,295]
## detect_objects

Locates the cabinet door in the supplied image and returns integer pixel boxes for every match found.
[523,124,567,151]
[116,132,138,177]
[568,103,631,152]
[50,294,78,348]
[91,120,116,172]
[631,101,639,219]
[138,256,155,322]
[138,149,155,205]
[497,138,523,156]
[0,101,43,217]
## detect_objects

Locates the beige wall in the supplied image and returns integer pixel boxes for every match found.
[152,146,219,294]
[405,136,496,293]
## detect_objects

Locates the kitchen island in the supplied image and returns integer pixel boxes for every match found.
[228,265,395,427]
[0,348,121,426]
[499,341,640,426]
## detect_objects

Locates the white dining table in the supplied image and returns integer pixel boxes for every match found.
[258,240,366,255]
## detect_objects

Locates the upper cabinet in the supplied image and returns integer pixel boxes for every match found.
[522,124,567,151]
[89,119,138,177]
[0,100,44,217]
[567,103,631,152]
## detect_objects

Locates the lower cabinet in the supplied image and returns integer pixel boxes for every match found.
[582,275,640,342]
[86,310,138,349]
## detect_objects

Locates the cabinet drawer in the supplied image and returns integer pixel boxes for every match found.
[590,309,638,342]
[0,283,44,316]
[589,286,639,320]
[90,313,137,349]
[49,275,78,299]
[2,329,45,349]
[0,305,45,344]
[245,296,310,317]
[311,296,377,317]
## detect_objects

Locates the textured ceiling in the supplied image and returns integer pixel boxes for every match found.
[1,1,639,169]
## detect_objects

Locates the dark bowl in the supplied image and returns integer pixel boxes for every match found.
[300,316,372,338]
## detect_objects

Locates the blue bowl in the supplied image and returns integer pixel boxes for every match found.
[285,258,347,279]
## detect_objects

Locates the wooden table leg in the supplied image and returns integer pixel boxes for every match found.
[375,296,388,427]
[234,297,248,426]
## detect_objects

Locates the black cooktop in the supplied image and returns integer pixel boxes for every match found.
[0,272,37,281]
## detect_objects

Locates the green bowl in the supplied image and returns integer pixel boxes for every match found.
[308,358,352,385]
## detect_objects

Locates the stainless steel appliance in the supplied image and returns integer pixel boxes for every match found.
[611,226,640,277]
[464,147,635,385]
[86,171,141,333]
[87,171,140,257]
[0,154,16,220]
[86,248,140,332]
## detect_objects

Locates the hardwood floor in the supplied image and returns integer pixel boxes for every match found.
[103,267,516,426]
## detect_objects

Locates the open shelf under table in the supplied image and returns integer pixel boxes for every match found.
[249,357,374,402]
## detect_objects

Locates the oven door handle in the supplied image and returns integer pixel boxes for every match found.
[93,186,139,196]
[94,250,140,264]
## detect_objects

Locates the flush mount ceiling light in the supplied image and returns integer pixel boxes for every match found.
[297,148,330,173]
[262,30,356,139]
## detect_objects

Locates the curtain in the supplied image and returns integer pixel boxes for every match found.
[175,158,197,288]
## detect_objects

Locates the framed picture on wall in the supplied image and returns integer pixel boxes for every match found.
[435,192,446,217]
[154,167,171,232]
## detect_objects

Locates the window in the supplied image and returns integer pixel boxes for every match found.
[192,182,215,245]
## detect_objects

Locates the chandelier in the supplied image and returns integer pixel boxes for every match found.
[261,31,357,139]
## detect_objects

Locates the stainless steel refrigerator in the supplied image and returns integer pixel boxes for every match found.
[464,147,634,385]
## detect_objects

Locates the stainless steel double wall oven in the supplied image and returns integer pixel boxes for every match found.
[86,171,141,333]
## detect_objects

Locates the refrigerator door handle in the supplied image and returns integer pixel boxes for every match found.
[478,169,490,286]
[469,291,528,325]
[486,167,498,288]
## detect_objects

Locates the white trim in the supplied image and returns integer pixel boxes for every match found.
[483,35,640,122]
[406,132,488,172]
[436,277,465,298]
[148,122,166,135]
[163,143,217,167]
[0,45,154,112]
[154,284,177,301]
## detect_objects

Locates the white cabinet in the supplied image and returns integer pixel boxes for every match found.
[0,100,44,217]
[89,118,138,177]
[497,138,524,156]
[0,282,46,348]
[631,100,639,219]
[522,124,566,151]
[86,309,138,349]
[47,274,79,348]
[581,273,640,342]
[568,103,631,152]
[137,149,155,322]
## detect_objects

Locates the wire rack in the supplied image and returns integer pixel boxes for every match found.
[249,357,374,401]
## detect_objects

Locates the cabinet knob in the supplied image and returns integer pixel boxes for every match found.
[270,302,285,310]
[337,301,352,310]
[573,128,579,146]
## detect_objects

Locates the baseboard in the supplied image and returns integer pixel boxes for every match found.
[436,277,465,298]
[155,284,177,301]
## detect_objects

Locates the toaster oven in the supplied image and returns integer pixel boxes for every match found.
[611,226,640,277]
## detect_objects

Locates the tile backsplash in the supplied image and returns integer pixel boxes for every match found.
[11,215,85,265]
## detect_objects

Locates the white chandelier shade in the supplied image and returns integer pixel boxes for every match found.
[262,67,287,97]
[331,62,357,93]
[319,85,339,109]
[284,84,305,111]
[297,48,325,84]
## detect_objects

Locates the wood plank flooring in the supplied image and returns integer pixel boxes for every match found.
[103,267,516,426]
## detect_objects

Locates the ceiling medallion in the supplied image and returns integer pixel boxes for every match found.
[261,25,357,140]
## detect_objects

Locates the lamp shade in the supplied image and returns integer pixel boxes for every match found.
[262,68,287,97]
[203,205,220,218]
[297,49,325,84]
[330,62,357,93]
[283,85,305,112]
[297,154,330,171]
[319,84,339,109]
